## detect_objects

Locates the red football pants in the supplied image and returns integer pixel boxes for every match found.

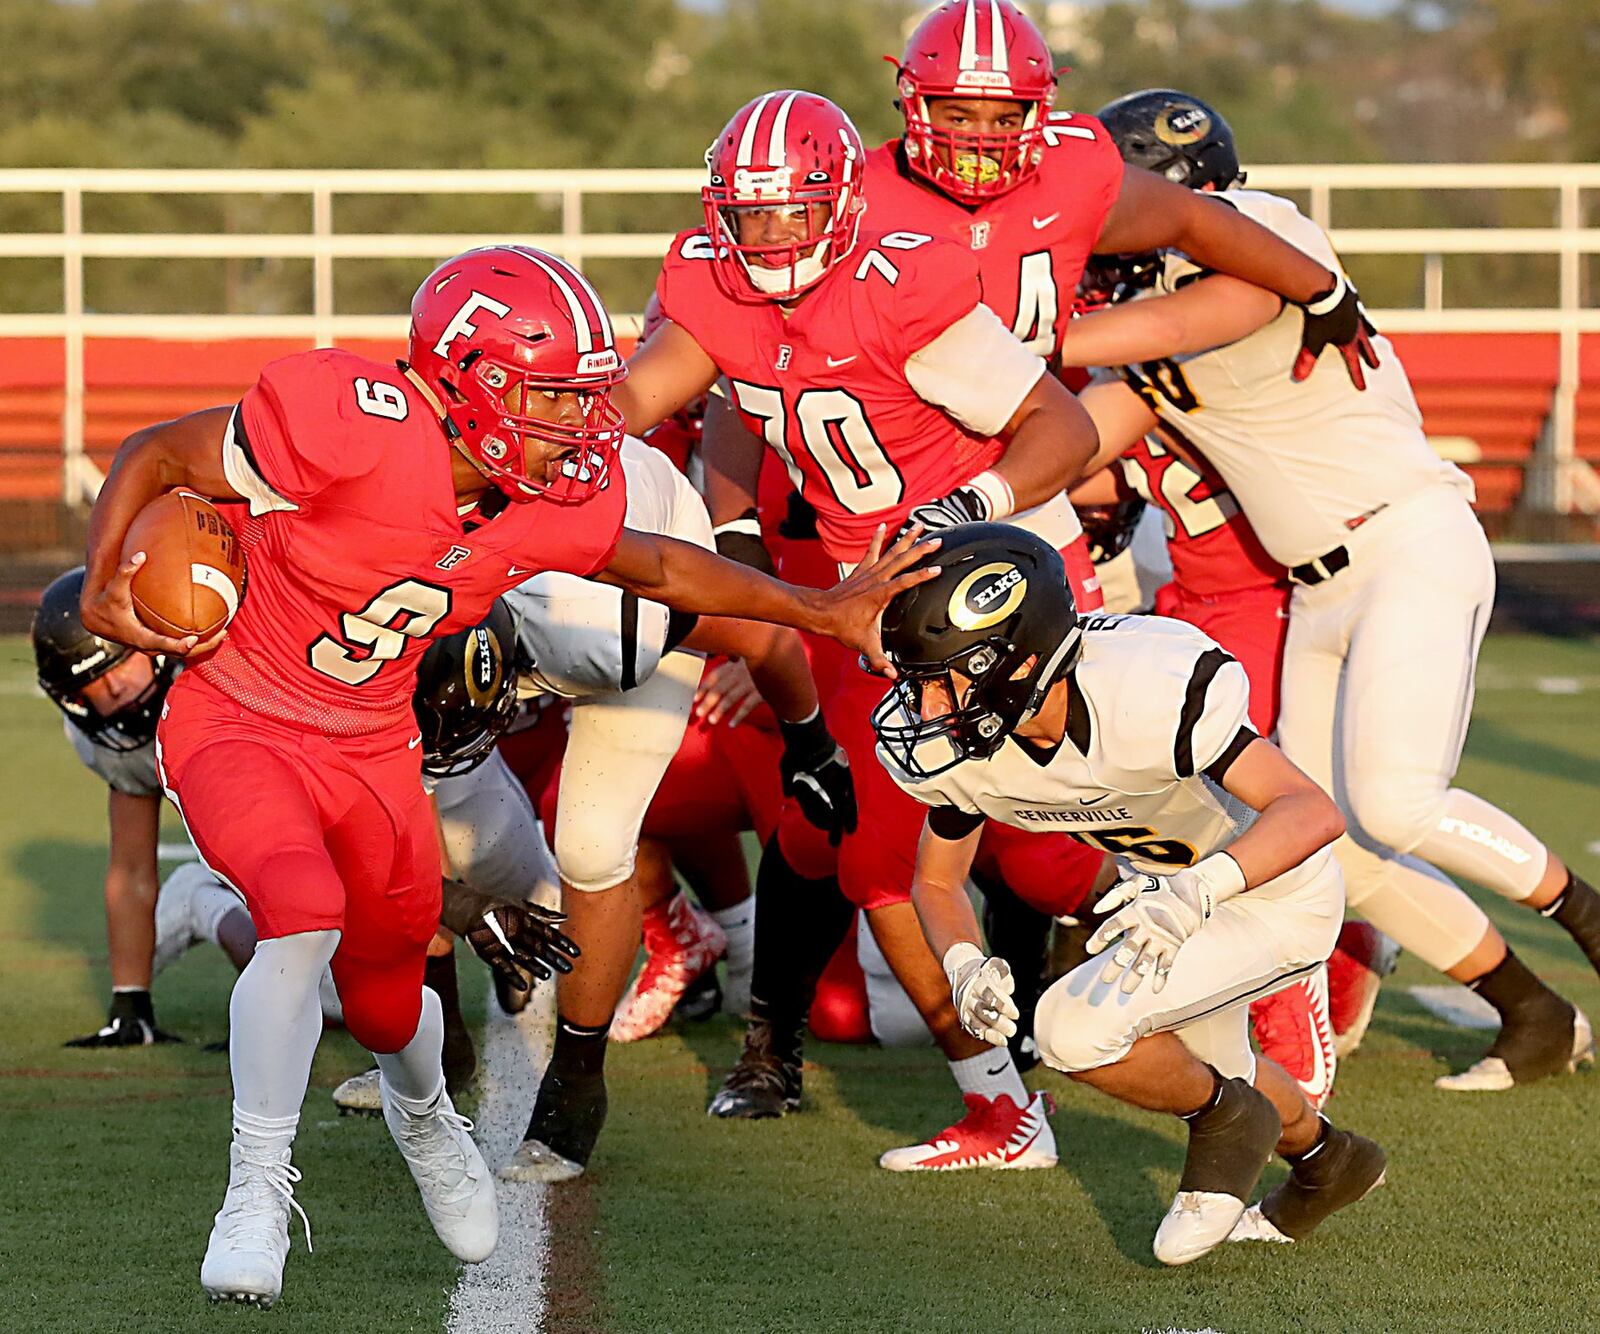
[155,673,441,1054]
[1156,581,1291,737]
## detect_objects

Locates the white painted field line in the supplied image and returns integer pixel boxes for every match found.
[447,979,554,1334]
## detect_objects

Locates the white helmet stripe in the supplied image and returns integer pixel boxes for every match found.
[989,0,1008,73]
[959,0,979,70]
[522,250,603,355]
[736,91,775,167]
[767,91,800,167]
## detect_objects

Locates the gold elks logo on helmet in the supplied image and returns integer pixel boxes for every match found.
[463,626,503,706]
[948,562,1027,631]
[1155,105,1211,146]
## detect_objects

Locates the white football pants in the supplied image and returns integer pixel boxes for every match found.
[434,747,561,908]
[1277,486,1550,970]
[1034,849,1344,1080]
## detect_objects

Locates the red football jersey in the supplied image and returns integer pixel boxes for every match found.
[656,228,1000,562]
[864,113,1123,361]
[193,348,626,736]
[1119,427,1283,596]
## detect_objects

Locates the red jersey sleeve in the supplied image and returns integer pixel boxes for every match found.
[654,231,726,359]
[233,350,389,506]
[860,234,983,363]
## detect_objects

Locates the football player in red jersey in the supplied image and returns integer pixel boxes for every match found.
[78,245,936,1307]
[618,90,1122,1170]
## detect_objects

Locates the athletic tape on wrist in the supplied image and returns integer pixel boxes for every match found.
[1187,851,1248,912]
[1304,273,1348,316]
[966,470,1015,521]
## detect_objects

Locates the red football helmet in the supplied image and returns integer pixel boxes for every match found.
[703,90,867,302]
[896,0,1058,203]
[407,245,626,505]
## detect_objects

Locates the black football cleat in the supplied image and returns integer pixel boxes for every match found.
[1230,1125,1388,1245]
[707,1019,801,1119]
[499,1067,608,1182]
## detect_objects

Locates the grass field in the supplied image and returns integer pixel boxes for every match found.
[2,631,1598,1333]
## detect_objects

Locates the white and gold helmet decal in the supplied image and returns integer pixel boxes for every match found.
[947,561,1028,631]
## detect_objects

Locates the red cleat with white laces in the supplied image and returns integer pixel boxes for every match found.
[610,892,726,1044]
[1327,921,1400,1058]
[878,1091,1058,1172]
[1249,967,1338,1109]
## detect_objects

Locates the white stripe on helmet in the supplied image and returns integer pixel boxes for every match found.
[736,92,775,167]
[989,0,1008,73]
[767,91,800,167]
[959,0,979,69]
[522,250,607,356]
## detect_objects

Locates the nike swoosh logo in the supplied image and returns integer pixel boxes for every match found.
[408,735,422,749]
[825,355,857,368]
[1032,212,1061,230]
[985,1062,1009,1077]
[1002,1112,1045,1164]
[508,565,535,577]
[1078,794,1110,805]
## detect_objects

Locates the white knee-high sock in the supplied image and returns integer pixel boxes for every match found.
[229,929,341,1125]
[374,987,446,1109]
[1413,790,1550,903]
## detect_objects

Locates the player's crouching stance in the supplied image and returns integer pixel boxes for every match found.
[875,525,1386,1263]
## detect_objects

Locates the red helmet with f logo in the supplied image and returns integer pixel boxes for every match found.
[407,246,626,505]
[896,0,1058,203]
[703,90,867,303]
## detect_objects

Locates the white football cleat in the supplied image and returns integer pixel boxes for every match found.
[381,1078,498,1263]
[200,1140,311,1308]
[497,1138,587,1183]
[1226,1202,1293,1245]
[610,893,726,1043]
[333,1067,383,1116]
[878,1092,1057,1173]
[1153,1190,1250,1266]
[1435,1006,1593,1091]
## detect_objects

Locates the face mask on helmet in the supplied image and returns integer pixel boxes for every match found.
[1076,251,1161,310]
[702,91,866,304]
[407,247,628,506]
[895,0,1058,204]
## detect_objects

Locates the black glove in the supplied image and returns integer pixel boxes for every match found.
[1294,274,1379,389]
[902,484,991,536]
[439,878,580,995]
[779,710,858,847]
[713,508,776,577]
[64,990,183,1048]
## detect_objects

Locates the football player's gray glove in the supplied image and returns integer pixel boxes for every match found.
[943,942,1019,1046]
[1085,854,1247,995]
[439,878,580,995]
[901,471,1014,536]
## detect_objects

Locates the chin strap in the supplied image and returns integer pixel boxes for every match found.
[1015,625,1083,728]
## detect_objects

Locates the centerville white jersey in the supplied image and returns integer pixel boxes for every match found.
[507,436,713,698]
[1103,189,1471,569]
[882,614,1327,895]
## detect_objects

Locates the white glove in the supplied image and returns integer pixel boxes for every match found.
[943,942,1019,1046]
[902,470,1014,534]
[1084,854,1246,995]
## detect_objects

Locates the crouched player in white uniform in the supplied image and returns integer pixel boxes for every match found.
[874,525,1386,1265]
[1061,88,1597,1091]
[457,437,853,1181]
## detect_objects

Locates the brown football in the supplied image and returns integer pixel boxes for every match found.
[122,489,247,639]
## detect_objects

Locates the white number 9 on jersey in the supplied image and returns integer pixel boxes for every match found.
[308,579,452,686]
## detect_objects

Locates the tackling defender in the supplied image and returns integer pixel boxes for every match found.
[875,524,1386,1263]
[1059,89,1598,1092]
[79,244,933,1307]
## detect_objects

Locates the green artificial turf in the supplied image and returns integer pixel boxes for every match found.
[1,633,1597,1333]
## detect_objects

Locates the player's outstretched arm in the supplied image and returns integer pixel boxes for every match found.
[615,318,721,437]
[1214,737,1346,887]
[82,407,243,656]
[1059,274,1283,370]
[1095,168,1379,388]
[596,523,940,677]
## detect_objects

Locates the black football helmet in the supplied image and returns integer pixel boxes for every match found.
[413,598,519,779]
[1095,89,1245,193]
[1077,495,1148,565]
[871,523,1083,779]
[32,565,175,752]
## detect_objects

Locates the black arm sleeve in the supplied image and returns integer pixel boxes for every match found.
[1203,726,1259,785]
[927,805,986,841]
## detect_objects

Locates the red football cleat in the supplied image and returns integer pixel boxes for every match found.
[878,1091,1058,1172]
[1250,968,1337,1109]
[1326,921,1400,1058]
[610,892,726,1043]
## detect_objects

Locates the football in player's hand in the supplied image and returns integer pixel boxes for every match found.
[121,489,247,639]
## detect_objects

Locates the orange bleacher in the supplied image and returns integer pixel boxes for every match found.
[1,332,1596,513]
